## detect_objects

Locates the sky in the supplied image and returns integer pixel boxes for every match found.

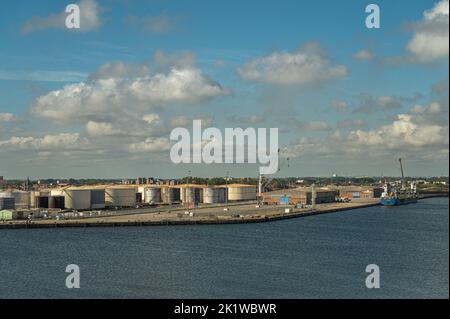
[0,0,448,179]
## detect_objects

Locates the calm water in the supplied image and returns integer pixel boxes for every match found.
[0,197,448,299]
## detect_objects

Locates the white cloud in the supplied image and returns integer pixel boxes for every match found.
[284,112,448,161]
[22,0,102,33]
[0,113,16,122]
[349,114,447,148]
[128,137,171,152]
[0,133,91,152]
[406,0,449,62]
[31,65,227,124]
[410,101,442,114]
[238,43,347,85]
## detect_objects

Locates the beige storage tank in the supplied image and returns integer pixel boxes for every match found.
[144,188,161,204]
[12,191,30,209]
[161,187,180,204]
[182,187,202,204]
[105,187,136,207]
[63,188,91,210]
[203,187,226,204]
[227,184,257,201]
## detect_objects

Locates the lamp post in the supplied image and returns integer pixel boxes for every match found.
[225,171,229,211]
[187,170,191,213]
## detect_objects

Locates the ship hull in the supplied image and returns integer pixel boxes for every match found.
[380,197,418,206]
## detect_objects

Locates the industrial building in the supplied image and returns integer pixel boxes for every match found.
[262,187,336,205]
[337,186,383,199]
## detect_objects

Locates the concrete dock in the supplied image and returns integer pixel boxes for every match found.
[0,199,380,229]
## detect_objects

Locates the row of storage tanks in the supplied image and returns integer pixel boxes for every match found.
[137,184,257,205]
[0,184,257,211]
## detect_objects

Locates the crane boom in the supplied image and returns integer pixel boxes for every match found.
[398,158,405,180]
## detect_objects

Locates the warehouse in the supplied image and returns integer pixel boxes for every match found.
[339,187,383,199]
[262,187,336,205]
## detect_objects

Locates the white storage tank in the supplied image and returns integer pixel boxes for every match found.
[161,187,180,204]
[203,187,221,204]
[182,187,202,204]
[105,187,136,207]
[144,188,161,204]
[63,188,91,210]
[227,184,257,201]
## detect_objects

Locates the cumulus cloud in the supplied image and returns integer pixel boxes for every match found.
[349,114,447,148]
[22,0,102,33]
[0,113,16,122]
[238,43,347,86]
[406,0,449,63]
[284,112,448,161]
[128,137,171,152]
[31,57,227,124]
[410,101,442,115]
[0,133,91,152]
[27,52,227,156]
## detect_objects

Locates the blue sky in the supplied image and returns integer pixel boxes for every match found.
[0,0,448,179]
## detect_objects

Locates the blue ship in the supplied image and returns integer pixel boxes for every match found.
[380,158,418,207]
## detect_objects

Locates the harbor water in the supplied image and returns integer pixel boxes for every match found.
[0,197,448,298]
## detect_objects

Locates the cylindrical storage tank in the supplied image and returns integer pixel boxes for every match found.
[12,191,30,209]
[0,196,15,210]
[203,187,220,204]
[227,185,257,201]
[90,189,105,209]
[183,188,202,205]
[105,187,136,207]
[48,196,65,209]
[217,187,227,203]
[144,188,161,204]
[162,187,180,204]
[63,189,91,210]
